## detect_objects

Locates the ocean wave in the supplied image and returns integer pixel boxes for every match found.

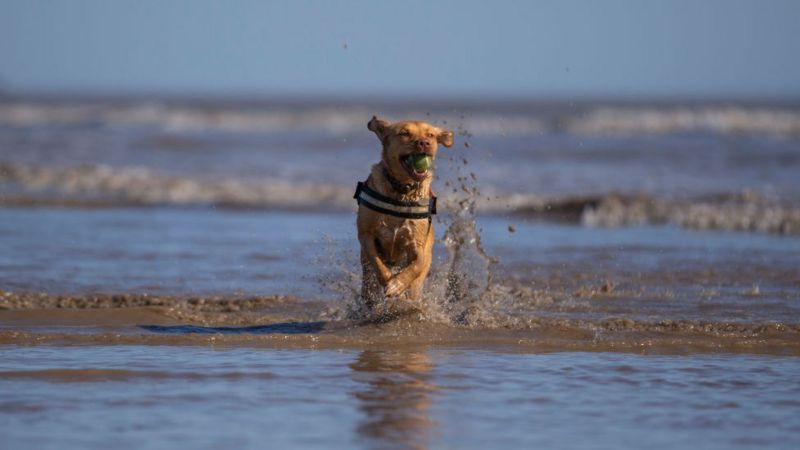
[580,193,800,235]
[0,100,546,136]
[0,162,354,209]
[572,106,800,136]
[3,161,800,235]
[2,99,800,137]
[510,192,800,235]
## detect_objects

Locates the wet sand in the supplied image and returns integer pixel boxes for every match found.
[2,291,798,356]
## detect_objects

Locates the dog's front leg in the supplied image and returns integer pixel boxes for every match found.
[359,233,392,285]
[385,252,424,297]
[385,227,434,298]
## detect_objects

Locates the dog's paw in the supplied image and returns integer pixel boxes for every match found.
[384,277,407,297]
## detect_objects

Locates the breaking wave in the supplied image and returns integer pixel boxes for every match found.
[512,192,800,235]
[0,162,353,210]
[2,99,800,137]
[3,161,800,235]
[572,106,800,137]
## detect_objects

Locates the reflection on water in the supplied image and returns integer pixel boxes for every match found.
[350,350,437,449]
[1,346,800,449]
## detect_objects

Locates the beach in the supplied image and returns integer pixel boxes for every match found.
[2,95,800,448]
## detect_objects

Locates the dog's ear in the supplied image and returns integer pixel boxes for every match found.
[367,116,391,143]
[437,128,454,148]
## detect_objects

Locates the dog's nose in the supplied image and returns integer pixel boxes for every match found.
[415,139,431,151]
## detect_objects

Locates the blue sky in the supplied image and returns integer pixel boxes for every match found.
[1,0,798,97]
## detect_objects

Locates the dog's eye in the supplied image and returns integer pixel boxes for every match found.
[427,132,435,138]
[398,130,411,137]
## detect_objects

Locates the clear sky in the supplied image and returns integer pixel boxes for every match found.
[1,0,798,98]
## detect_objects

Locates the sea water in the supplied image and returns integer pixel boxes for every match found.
[1,95,800,449]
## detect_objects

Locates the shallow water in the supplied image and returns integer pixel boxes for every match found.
[1,346,799,450]
[2,95,800,448]
[1,207,797,326]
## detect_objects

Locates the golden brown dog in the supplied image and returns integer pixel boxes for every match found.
[355,116,454,313]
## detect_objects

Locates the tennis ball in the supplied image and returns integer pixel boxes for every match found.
[412,155,432,172]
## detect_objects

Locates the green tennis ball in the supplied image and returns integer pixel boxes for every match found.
[412,155,432,171]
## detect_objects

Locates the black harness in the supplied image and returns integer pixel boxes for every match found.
[354,181,437,220]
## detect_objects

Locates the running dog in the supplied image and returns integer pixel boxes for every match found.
[354,116,453,313]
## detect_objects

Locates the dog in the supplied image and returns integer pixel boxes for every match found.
[355,116,454,313]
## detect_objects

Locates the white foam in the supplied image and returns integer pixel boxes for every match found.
[572,106,800,136]
[5,100,798,137]
[0,162,354,209]
[3,161,799,234]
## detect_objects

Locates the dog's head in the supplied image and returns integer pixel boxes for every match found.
[368,116,454,183]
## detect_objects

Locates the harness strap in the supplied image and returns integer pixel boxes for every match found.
[354,181,436,220]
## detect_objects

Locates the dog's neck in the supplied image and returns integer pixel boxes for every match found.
[382,165,419,195]
[368,162,432,203]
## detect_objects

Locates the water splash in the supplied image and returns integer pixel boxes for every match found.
[407,121,498,326]
[432,129,497,325]
[310,233,364,321]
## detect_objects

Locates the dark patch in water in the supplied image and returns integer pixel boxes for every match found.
[140,321,327,335]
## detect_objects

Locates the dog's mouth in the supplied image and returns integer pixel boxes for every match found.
[401,153,434,181]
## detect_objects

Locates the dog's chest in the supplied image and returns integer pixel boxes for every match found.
[376,219,419,266]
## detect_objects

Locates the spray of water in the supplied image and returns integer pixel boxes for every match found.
[423,123,497,325]
[310,234,363,321]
